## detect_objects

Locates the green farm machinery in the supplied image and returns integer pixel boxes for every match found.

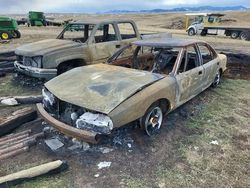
[0,16,21,40]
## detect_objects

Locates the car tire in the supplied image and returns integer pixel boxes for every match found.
[230,31,239,39]
[188,28,195,36]
[212,69,221,87]
[200,29,207,36]
[239,31,250,41]
[140,102,163,136]
[12,30,21,38]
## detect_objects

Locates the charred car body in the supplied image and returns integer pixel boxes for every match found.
[37,38,227,143]
[14,20,143,79]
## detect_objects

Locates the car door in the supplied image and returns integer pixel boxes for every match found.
[117,22,140,48]
[197,43,220,89]
[175,45,204,105]
[88,23,121,64]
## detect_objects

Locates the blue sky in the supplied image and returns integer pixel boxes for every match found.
[1,0,250,14]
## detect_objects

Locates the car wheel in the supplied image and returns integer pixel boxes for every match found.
[212,70,221,87]
[239,32,250,41]
[230,31,239,39]
[140,103,163,136]
[0,31,12,40]
[188,28,195,36]
[13,30,21,38]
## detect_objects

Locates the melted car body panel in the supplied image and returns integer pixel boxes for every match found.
[45,64,165,114]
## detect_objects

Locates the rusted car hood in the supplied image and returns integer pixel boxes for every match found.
[45,64,165,114]
[15,39,82,56]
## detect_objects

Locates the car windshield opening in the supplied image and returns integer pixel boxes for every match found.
[58,24,95,43]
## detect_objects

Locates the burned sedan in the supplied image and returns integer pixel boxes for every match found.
[37,38,227,143]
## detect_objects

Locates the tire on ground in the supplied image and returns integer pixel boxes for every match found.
[230,31,239,39]
[239,31,250,41]
[188,28,195,36]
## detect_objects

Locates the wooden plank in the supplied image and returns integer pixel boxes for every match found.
[0,108,37,137]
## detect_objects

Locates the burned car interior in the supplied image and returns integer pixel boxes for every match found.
[108,45,180,75]
[108,43,209,75]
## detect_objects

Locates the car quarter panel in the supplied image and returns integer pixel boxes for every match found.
[108,76,177,128]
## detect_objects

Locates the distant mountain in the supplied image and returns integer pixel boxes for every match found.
[104,6,249,14]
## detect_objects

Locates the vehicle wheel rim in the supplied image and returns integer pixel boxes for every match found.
[189,30,194,36]
[145,107,163,136]
[214,71,220,85]
[241,33,248,40]
[231,33,238,38]
[2,33,9,40]
[12,32,17,38]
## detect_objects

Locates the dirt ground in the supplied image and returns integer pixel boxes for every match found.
[0,11,250,188]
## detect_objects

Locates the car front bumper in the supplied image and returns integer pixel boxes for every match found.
[36,103,100,144]
[14,61,57,79]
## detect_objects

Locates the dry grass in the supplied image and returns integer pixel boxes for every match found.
[156,79,250,188]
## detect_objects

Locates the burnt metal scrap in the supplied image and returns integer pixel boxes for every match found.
[37,38,227,143]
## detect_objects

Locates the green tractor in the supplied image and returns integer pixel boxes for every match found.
[0,16,21,40]
[28,11,46,26]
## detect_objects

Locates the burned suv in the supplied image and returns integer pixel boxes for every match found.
[14,20,142,79]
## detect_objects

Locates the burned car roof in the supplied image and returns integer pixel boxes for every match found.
[70,19,135,25]
[132,38,204,48]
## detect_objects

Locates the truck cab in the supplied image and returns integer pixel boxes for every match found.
[185,13,224,36]
[28,11,46,26]
[14,20,142,79]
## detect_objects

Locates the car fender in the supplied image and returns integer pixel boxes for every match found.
[108,76,177,128]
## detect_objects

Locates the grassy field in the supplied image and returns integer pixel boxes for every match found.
[155,79,250,188]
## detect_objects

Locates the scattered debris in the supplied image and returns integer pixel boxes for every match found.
[0,160,68,188]
[99,147,114,154]
[0,95,43,105]
[0,61,14,69]
[45,138,64,151]
[0,40,10,44]
[94,174,100,178]
[0,98,18,106]
[113,135,134,146]
[194,146,199,150]
[0,107,37,137]
[127,143,132,148]
[210,140,219,145]
[0,51,15,62]
[97,161,112,169]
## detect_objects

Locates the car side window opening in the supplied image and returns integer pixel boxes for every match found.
[117,23,137,40]
[198,44,216,64]
[94,24,117,43]
[62,24,94,43]
[178,45,199,74]
[150,48,179,74]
